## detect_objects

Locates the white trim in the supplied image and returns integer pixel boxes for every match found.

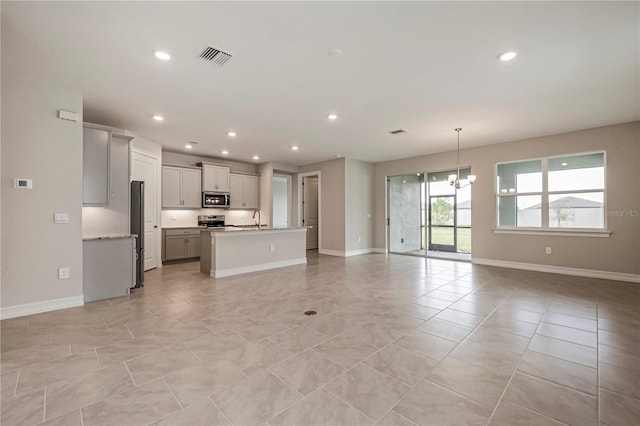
[493,228,611,238]
[319,249,345,257]
[0,296,84,320]
[211,257,307,278]
[345,248,375,257]
[373,248,389,254]
[319,248,378,257]
[472,258,640,283]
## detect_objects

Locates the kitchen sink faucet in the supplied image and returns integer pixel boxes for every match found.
[252,209,262,229]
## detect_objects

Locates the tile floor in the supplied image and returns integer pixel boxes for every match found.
[1,252,639,426]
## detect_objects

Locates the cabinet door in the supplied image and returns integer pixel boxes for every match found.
[203,164,230,192]
[243,175,259,209]
[162,166,182,208]
[181,168,202,208]
[164,236,186,260]
[215,166,230,192]
[185,235,201,258]
[202,164,216,192]
[109,135,131,232]
[83,127,110,205]
[229,174,244,209]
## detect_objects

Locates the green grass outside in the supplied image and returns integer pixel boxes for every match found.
[422,227,471,253]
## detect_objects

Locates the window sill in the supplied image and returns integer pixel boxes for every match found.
[492,228,611,238]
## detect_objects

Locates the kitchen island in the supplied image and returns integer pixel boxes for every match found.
[200,227,307,278]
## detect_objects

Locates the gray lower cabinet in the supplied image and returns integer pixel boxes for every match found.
[163,229,201,261]
[83,237,135,302]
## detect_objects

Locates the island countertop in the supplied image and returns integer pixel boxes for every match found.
[202,227,305,234]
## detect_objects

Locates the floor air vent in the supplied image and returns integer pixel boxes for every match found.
[200,46,234,66]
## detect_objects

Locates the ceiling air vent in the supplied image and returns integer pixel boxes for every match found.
[389,129,407,135]
[199,46,234,66]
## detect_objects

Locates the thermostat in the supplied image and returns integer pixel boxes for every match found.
[14,178,33,189]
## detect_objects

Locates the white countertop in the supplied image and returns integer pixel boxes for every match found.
[204,227,305,234]
[83,234,137,241]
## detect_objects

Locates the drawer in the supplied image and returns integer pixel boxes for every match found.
[164,228,202,236]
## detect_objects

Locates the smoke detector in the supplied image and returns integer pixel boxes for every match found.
[199,45,234,66]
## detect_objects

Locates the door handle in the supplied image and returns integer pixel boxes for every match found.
[154,225,158,228]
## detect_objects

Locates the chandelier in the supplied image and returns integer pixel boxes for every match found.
[448,128,476,189]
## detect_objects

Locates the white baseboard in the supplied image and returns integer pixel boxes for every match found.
[345,248,375,257]
[212,258,307,278]
[319,248,377,257]
[472,258,640,283]
[0,295,84,320]
[372,248,388,254]
[318,249,345,257]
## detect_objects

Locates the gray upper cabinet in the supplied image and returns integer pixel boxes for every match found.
[162,166,202,208]
[202,163,230,192]
[83,126,110,205]
[229,173,259,209]
[83,124,132,208]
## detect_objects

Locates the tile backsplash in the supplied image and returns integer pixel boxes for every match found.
[161,209,258,228]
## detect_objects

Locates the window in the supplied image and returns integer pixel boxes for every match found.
[496,152,605,230]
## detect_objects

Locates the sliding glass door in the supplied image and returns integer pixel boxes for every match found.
[387,170,472,256]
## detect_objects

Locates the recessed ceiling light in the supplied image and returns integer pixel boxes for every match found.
[228,132,236,137]
[498,51,517,61]
[291,146,299,151]
[252,155,260,160]
[561,162,568,166]
[152,115,164,121]
[154,50,171,61]
[221,150,229,155]
[328,114,338,120]
[185,141,197,149]
[329,48,343,57]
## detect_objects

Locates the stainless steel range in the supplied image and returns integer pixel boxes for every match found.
[198,215,226,228]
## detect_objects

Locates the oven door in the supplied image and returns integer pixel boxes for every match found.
[202,192,230,208]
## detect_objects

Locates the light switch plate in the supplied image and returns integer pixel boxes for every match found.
[54,213,69,224]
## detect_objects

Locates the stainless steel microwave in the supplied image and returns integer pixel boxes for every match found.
[202,192,230,208]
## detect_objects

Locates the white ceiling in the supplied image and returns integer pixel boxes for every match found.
[3,1,638,166]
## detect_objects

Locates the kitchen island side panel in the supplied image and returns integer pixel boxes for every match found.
[202,229,306,278]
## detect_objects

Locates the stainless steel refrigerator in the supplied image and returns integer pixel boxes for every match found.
[130,181,145,288]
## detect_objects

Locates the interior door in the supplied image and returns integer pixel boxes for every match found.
[303,176,319,249]
[131,151,158,270]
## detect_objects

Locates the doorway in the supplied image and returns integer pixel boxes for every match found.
[387,169,472,259]
[298,172,320,250]
[131,151,159,270]
[272,174,292,228]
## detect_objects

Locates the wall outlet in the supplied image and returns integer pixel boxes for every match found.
[401,238,405,243]
[269,244,275,252]
[58,267,70,279]
[358,236,361,243]
[545,247,552,255]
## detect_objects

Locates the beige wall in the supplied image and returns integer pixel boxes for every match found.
[299,158,346,253]
[1,75,84,310]
[345,158,374,252]
[374,122,640,275]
